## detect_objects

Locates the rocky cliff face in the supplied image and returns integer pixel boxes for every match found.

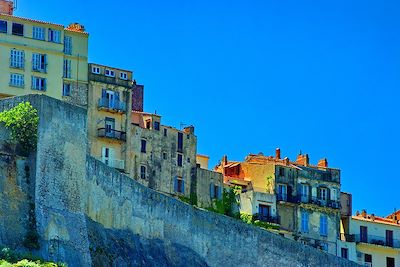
[0,95,360,267]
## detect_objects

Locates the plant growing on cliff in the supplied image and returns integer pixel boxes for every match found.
[0,102,39,153]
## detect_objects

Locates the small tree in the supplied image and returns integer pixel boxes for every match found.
[0,102,39,153]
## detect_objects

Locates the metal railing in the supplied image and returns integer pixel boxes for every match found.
[354,234,400,248]
[89,73,133,88]
[100,158,125,170]
[255,214,280,224]
[97,128,126,141]
[277,194,340,209]
[340,233,355,242]
[98,98,126,113]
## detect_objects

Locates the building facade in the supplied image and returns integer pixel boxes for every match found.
[0,3,88,106]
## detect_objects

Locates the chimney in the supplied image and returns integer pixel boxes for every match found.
[296,154,309,166]
[275,148,281,160]
[222,155,228,165]
[361,209,367,218]
[183,125,195,135]
[283,157,289,166]
[318,158,328,168]
[0,0,14,15]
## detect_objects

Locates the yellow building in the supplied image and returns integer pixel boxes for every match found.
[87,63,135,172]
[0,2,88,106]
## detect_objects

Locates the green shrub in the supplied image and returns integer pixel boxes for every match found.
[0,102,39,153]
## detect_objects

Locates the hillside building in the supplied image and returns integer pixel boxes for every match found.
[0,1,88,106]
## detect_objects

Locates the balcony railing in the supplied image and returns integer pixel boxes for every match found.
[354,234,400,248]
[97,128,126,141]
[89,73,133,88]
[256,214,280,224]
[340,233,355,242]
[100,158,125,171]
[98,98,126,113]
[277,194,340,209]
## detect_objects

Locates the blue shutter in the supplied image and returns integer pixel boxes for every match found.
[181,177,185,194]
[116,92,120,101]
[173,176,178,192]
[210,184,215,199]
[102,89,106,98]
[218,186,222,199]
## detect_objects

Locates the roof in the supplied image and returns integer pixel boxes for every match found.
[196,154,209,159]
[89,63,132,74]
[132,111,161,117]
[352,214,400,227]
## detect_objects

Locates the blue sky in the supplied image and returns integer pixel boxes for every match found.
[19,0,400,216]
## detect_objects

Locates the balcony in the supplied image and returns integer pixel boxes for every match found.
[100,158,125,171]
[340,233,356,242]
[98,98,126,113]
[97,128,126,141]
[277,194,340,209]
[354,234,400,249]
[89,73,133,88]
[256,214,280,224]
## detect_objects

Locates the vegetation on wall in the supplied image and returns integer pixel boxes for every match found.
[239,213,280,230]
[0,102,39,154]
[0,247,64,267]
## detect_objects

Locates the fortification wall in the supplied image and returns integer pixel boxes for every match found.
[0,95,360,266]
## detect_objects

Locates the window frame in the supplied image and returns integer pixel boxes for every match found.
[0,20,7,33]
[9,73,24,88]
[62,83,71,96]
[301,211,309,233]
[105,69,115,77]
[140,165,146,179]
[91,66,100,74]
[63,59,72,78]
[31,76,46,91]
[12,23,24,36]
[320,215,328,236]
[119,72,128,80]
[10,49,25,69]
[32,26,45,40]
[48,28,61,43]
[141,139,147,153]
[177,153,183,167]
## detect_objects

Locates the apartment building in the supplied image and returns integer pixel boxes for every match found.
[0,1,88,106]
[339,208,400,267]
[216,149,341,255]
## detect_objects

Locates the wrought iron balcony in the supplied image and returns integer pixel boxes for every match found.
[354,234,400,248]
[98,98,126,113]
[100,158,125,171]
[340,233,355,242]
[89,73,133,88]
[255,214,280,224]
[277,194,340,209]
[97,128,126,141]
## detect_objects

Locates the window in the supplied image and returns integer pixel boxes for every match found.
[105,69,115,77]
[386,230,393,247]
[210,184,221,199]
[163,152,167,160]
[154,121,160,131]
[64,36,72,54]
[174,176,184,193]
[141,139,146,153]
[360,226,368,243]
[120,72,128,80]
[145,120,151,129]
[364,254,372,265]
[32,53,47,72]
[104,117,115,137]
[0,20,7,33]
[320,215,328,236]
[318,187,328,201]
[48,29,61,43]
[301,212,309,233]
[341,248,348,259]
[300,184,309,202]
[62,83,71,96]
[279,167,285,176]
[177,132,183,152]
[187,134,190,139]
[63,59,71,78]
[331,188,337,201]
[140,166,146,179]
[387,257,395,267]
[259,204,271,219]
[177,153,183,167]
[9,73,24,87]
[92,66,100,74]
[12,23,23,36]
[278,184,287,201]
[163,128,167,137]
[31,76,46,91]
[187,157,190,163]
[10,49,24,69]
[32,26,45,40]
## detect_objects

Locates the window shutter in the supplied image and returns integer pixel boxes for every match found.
[327,188,331,201]
[102,89,106,98]
[297,184,302,197]
[115,92,120,101]
[181,177,185,194]
[320,216,323,235]
[218,186,222,199]
[210,184,214,199]
[317,187,321,199]
[173,176,178,192]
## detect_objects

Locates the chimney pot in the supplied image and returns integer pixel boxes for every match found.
[275,148,281,160]
[318,158,328,168]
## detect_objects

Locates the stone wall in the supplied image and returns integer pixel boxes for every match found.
[0,95,360,266]
[196,167,223,208]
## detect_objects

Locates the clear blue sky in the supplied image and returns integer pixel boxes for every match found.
[19,0,400,216]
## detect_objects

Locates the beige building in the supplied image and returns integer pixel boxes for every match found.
[0,2,88,106]
[87,63,136,172]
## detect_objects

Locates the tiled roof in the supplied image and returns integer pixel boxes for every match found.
[0,13,64,27]
[353,215,400,227]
